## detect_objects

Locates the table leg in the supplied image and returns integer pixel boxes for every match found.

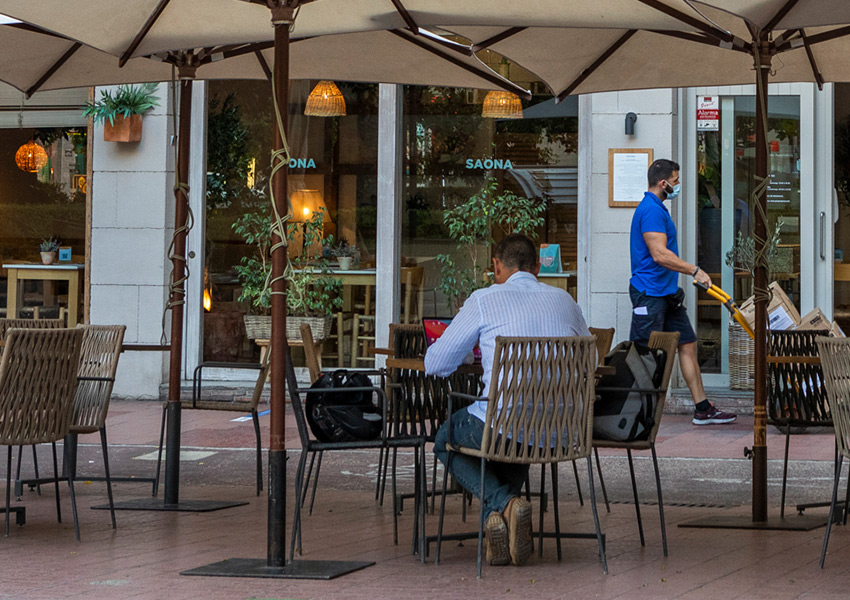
[67,271,80,326]
[6,269,19,319]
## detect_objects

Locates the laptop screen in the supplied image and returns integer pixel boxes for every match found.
[423,318,452,347]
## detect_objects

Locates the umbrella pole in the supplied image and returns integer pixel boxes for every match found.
[751,36,771,523]
[267,13,290,569]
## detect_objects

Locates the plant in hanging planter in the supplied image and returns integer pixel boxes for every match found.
[435,177,545,312]
[82,83,159,142]
[39,237,60,265]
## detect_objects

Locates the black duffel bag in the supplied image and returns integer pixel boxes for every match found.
[305,370,383,443]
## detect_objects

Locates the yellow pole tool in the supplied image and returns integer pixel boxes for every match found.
[693,280,755,340]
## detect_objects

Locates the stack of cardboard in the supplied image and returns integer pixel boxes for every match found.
[737,281,845,337]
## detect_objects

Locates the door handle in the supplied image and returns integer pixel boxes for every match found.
[820,211,826,261]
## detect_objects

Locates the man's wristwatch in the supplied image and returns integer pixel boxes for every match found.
[692,266,700,277]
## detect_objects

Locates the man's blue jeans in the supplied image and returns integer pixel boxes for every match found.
[433,406,528,516]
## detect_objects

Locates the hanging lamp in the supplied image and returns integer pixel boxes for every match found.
[304,81,346,117]
[482,90,523,119]
[15,140,48,173]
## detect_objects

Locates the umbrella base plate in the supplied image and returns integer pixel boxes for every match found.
[679,514,827,531]
[181,558,374,580]
[91,498,247,512]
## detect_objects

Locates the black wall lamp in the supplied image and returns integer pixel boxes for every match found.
[625,112,637,135]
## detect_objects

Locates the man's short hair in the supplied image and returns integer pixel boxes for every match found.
[647,158,680,188]
[494,234,538,272]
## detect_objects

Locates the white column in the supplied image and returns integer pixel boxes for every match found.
[375,83,403,366]
[89,82,174,399]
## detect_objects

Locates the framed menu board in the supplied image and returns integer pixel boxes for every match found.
[608,148,653,208]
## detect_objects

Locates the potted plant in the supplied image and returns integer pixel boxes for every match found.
[82,83,160,142]
[326,235,358,270]
[232,204,342,342]
[436,177,546,312]
[39,237,60,265]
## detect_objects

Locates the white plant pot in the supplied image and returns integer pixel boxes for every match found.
[40,251,56,265]
[337,256,354,270]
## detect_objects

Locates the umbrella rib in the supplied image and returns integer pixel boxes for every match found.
[119,0,171,68]
[764,0,801,33]
[799,29,824,90]
[650,29,751,53]
[389,29,531,99]
[254,50,273,82]
[474,27,527,51]
[784,25,850,49]
[389,0,419,33]
[26,42,81,98]
[636,0,732,44]
[557,30,635,102]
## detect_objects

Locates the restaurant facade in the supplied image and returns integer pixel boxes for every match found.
[0,76,844,398]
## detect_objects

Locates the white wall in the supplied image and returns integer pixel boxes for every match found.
[89,83,174,399]
[580,89,678,344]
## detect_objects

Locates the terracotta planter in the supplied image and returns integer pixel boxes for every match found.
[104,114,143,142]
[40,251,56,265]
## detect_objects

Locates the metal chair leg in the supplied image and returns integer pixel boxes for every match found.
[780,423,791,519]
[627,449,645,547]
[586,456,608,574]
[538,464,546,558]
[430,454,439,515]
[51,442,62,523]
[302,451,317,508]
[572,460,584,506]
[552,463,562,561]
[67,468,80,543]
[435,450,453,565]
[477,457,486,579]
[5,447,11,537]
[375,446,386,502]
[153,404,167,497]
[651,443,668,557]
[308,451,323,515]
[594,447,611,513]
[822,455,843,568]
[99,427,117,530]
[290,449,309,560]
[392,448,400,546]
[379,445,390,506]
[31,444,41,496]
[252,409,263,496]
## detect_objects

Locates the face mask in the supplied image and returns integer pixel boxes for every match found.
[664,182,681,200]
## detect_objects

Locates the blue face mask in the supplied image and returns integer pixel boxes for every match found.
[665,182,681,200]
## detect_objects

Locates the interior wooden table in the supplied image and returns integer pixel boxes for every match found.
[3,263,85,326]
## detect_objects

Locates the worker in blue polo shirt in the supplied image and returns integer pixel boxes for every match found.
[629,158,736,426]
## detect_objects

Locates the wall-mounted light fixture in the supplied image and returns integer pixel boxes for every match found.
[625,112,637,136]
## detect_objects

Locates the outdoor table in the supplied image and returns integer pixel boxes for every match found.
[3,263,84,326]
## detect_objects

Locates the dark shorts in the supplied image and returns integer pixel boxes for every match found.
[629,284,696,345]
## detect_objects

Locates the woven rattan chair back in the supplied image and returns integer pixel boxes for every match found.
[644,331,680,444]
[72,325,126,433]
[588,327,615,362]
[769,329,831,426]
[476,336,597,464]
[0,328,83,446]
[0,318,64,340]
[816,337,850,459]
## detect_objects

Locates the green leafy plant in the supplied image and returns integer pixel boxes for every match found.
[39,237,60,252]
[324,235,357,258]
[436,177,545,311]
[232,205,342,317]
[82,83,160,125]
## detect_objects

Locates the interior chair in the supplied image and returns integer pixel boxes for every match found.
[401,266,425,324]
[588,326,615,359]
[0,328,83,540]
[592,330,680,557]
[435,336,606,577]
[814,336,850,568]
[156,350,269,496]
[767,329,832,518]
[285,331,428,560]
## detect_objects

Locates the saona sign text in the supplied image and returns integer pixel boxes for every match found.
[465,158,514,170]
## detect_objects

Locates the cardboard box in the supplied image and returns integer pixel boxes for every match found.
[738,281,801,332]
[830,321,846,338]
[796,307,831,332]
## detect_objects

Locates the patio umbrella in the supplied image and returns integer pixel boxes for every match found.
[439,0,850,526]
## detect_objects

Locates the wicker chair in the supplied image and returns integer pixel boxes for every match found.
[588,327,615,359]
[813,336,850,568]
[156,350,269,496]
[435,336,606,577]
[592,331,680,557]
[0,328,83,539]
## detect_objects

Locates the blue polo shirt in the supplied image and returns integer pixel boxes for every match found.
[630,192,678,297]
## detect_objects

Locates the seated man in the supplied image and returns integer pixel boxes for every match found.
[426,233,590,567]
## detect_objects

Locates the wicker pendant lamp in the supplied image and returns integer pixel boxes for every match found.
[304,80,346,117]
[14,140,48,173]
[482,58,523,119]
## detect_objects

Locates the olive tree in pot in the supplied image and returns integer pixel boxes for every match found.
[233,205,342,342]
[436,177,546,312]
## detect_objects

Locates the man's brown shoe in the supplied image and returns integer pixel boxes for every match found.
[484,511,510,566]
[504,497,533,566]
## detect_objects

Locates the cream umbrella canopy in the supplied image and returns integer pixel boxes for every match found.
[442,0,850,527]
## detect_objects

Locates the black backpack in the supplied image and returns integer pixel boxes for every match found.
[305,370,383,443]
[593,341,666,442]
